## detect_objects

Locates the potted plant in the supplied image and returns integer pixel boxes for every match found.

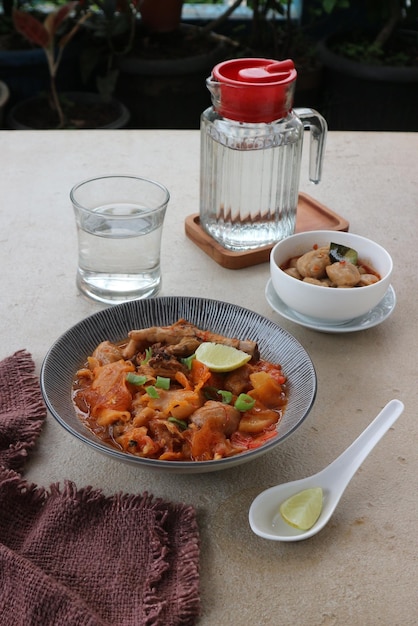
[221,0,329,108]
[112,0,334,127]
[111,0,241,129]
[0,0,86,109]
[315,0,418,129]
[7,1,130,129]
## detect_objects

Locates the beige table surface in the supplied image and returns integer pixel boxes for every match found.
[1,130,417,625]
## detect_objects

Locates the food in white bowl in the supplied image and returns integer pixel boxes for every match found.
[270,231,393,323]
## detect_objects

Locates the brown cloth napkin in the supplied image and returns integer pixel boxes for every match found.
[0,350,201,626]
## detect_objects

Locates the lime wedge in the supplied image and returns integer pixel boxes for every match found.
[195,342,251,372]
[279,487,323,530]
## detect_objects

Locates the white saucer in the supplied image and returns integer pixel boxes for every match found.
[265,279,396,334]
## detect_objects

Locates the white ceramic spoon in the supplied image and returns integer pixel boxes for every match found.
[249,399,404,542]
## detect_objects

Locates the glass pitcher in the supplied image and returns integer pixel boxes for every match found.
[200,58,327,251]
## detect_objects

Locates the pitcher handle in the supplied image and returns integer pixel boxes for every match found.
[294,107,328,184]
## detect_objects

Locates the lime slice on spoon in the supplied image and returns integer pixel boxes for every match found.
[195,342,251,372]
[279,487,323,530]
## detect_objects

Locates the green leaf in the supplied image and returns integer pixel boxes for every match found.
[12,9,50,48]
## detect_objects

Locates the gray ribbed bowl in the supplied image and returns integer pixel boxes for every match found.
[41,297,317,473]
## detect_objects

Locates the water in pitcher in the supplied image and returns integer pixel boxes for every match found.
[76,203,163,303]
[200,109,304,251]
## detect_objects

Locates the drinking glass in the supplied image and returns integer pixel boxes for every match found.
[71,175,170,304]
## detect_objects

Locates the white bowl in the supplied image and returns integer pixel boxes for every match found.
[270,230,393,324]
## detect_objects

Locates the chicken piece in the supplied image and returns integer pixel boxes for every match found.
[147,419,185,455]
[284,267,302,280]
[122,320,197,358]
[164,337,202,357]
[116,427,161,457]
[144,350,189,379]
[303,277,331,286]
[200,331,259,360]
[124,336,200,359]
[223,364,252,396]
[296,246,330,279]
[123,319,259,360]
[326,261,361,287]
[358,273,379,286]
[189,402,242,460]
[190,400,241,436]
[287,256,300,269]
[91,341,124,366]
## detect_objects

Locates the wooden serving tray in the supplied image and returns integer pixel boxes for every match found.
[185,192,349,270]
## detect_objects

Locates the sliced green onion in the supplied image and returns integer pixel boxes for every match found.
[180,354,196,370]
[234,393,256,412]
[126,373,147,386]
[218,390,233,404]
[155,376,170,390]
[146,385,159,399]
[140,347,152,365]
[168,417,188,431]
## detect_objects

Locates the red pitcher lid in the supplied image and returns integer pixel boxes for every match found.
[209,58,297,123]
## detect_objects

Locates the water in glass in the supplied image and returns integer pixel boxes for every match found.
[76,203,164,303]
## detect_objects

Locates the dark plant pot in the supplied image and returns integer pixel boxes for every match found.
[115,25,234,129]
[317,36,418,131]
[0,48,49,106]
[0,41,84,110]
[7,92,130,130]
